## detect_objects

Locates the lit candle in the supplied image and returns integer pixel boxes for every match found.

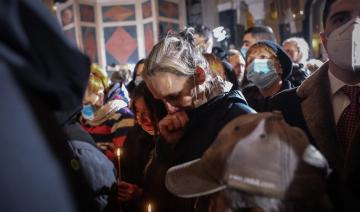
[147,204,152,212]
[116,148,121,181]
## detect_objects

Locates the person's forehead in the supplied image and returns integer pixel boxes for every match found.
[328,0,360,22]
[249,46,272,56]
[243,33,254,40]
[147,73,188,99]
[134,97,146,109]
[283,42,297,49]
[229,54,241,62]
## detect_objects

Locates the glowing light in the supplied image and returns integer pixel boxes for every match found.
[292,14,296,18]
[300,10,304,15]
[147,204,152,212]
[116,148,121,157]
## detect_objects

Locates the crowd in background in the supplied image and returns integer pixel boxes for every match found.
[1,0,360,212]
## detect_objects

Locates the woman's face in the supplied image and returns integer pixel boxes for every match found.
[283,42,300,63]
[246,46,283,76]
[134,97,155,135]
[146,72,195,114]
[83,88,104,109]
[136,63,145,77]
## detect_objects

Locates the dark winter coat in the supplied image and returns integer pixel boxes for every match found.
[143,90,255,212]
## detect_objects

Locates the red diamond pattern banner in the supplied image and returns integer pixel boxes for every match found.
[105,27,137,64]
[103,5,135,22]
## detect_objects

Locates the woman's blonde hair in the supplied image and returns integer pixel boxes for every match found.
[142,28,210,79]
[87,63,109,94]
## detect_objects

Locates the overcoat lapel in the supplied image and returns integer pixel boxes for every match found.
[297,62,344,175]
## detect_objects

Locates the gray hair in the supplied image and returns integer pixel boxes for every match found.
[142,28,209,79]
[110,64,132,84]
[222,189,332,212]
[223,189,283,212]
[283,37,310,64]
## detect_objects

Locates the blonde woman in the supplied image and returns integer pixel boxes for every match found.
[80,64,135,159]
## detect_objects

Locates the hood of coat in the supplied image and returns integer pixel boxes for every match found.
[0,0,91,125]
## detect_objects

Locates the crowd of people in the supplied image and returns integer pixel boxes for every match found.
[1,0,360,211]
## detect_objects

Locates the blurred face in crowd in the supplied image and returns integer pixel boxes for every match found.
[134,97,155,135]
[83,88,104,109]
[194,33,213,54]
[283,42,301,63]
[242,33,257,50]
[146,72,196,114]
[246,46,283,77]
[136,63,145,77]
[228,54,246,82]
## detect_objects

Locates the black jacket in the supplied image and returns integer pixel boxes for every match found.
[243,80,293,112]
[65,123,118,212]
[143,90,255,212]
[0,0,101,211]
[175,89,255,164]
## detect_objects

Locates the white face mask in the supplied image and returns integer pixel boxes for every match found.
[134,76,143,86]
[327,17,360,72]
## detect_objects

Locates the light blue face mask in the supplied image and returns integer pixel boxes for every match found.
[246,59,278,89]
[81,104,95,120]
[241,47,248,58]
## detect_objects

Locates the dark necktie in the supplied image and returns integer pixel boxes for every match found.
[337,86,360,154]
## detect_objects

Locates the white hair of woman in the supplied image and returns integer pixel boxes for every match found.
[142,28,228,105]
[283,37,310,65]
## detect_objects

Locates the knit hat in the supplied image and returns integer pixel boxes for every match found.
[165,112,330,200]
[248,40,293,80]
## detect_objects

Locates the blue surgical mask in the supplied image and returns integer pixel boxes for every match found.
[81,104,95,120]
[241,47,248,58]
[246,59,278,89]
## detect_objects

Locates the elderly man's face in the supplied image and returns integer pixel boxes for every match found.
[283,42,300,63]
[145,72,195,114]
[228,54,246,82]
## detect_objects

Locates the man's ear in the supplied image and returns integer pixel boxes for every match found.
[319,32,328,52]
[194,66,206,85]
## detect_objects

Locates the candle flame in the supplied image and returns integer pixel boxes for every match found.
[147,204,152,212]
[116,148,121,157]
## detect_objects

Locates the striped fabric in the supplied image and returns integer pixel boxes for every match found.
[82,106,135,159]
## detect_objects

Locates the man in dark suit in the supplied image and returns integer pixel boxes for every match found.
[268,0,360,210]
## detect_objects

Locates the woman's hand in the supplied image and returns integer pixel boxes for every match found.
[116,181,143,202]
[158,111,189,144]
